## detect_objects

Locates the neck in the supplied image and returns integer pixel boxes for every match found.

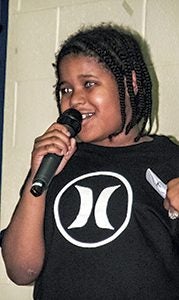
[98,127,151,147]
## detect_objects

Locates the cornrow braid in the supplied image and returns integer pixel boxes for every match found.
[54,23,152,141]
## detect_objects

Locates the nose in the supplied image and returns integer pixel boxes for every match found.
[70,88,86,109]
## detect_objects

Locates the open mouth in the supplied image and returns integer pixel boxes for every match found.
[81,113,94,120]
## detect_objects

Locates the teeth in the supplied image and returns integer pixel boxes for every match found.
[82,113,94,120]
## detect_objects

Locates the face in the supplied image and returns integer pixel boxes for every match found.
[58,54,123,146]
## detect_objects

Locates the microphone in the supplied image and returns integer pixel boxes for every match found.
[30,108,82,197]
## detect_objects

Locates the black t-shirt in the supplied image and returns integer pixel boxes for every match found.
[34,135,179,299]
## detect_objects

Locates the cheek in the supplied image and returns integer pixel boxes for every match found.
[108,99,122,128]
[60,101,71,114]
[93,88,118,108]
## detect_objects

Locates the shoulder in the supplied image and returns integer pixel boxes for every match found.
[150,135,179,164]
[152,134,179,148]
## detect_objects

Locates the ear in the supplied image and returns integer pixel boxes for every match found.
[132,71,138,95]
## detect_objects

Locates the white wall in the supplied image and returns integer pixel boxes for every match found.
[0,0,179,299]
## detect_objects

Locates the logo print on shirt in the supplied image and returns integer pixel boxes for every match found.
[54,171,133,248]
[68,185,120,230]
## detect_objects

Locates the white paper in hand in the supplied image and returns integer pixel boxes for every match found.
[146,168,167,199]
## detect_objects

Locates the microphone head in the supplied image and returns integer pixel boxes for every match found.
[57,108,82,137]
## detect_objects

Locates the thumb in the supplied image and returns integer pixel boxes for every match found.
[55,138,77,174]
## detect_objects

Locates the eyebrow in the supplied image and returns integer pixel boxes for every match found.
[59,74,99,86]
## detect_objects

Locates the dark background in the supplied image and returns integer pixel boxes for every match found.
[0,0,9,190]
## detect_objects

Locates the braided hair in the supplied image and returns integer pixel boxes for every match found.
[54,23,152,141]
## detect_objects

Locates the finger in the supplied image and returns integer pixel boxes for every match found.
[163,198,179,220]
[166,178,179,211]
[164,198,178,214]
[33,128,72,158]
[163,198,170,210]
[42,122,71,139]
[31,139,71,177]
[55,138,77,174]
[168,207,179,220]
[34,126,71,149]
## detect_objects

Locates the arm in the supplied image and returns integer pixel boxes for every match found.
[0,229,6,247]
[1,122,76,285]
[2,178,46,285]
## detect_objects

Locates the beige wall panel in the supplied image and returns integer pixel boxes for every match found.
[9,0,19,12]
[0,278,33,300]
[145,0,179,139]
[1,78,57,226]
[0,255,9,284]
[155,64,179,139]
[15,0,99,12]
[12,79,58,152]
[9,9,58,81]
[146,0,179,65]
[58,0,145,43]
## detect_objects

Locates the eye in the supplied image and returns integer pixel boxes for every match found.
[59,87,73,99]
[85,81,96,88]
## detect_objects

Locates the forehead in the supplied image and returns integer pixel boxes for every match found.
[58,54,114,79]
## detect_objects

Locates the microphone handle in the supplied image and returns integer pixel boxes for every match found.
[30,153,62,197]
[29,108,82,197]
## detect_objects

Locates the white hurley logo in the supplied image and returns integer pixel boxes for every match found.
[54,171,133,248]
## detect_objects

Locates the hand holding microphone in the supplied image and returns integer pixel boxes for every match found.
[30,108,82,197]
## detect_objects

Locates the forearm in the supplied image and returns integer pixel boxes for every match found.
[1,122,75,285]
[2,176,46,285]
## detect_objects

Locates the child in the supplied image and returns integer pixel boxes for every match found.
[2,23,179,299]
